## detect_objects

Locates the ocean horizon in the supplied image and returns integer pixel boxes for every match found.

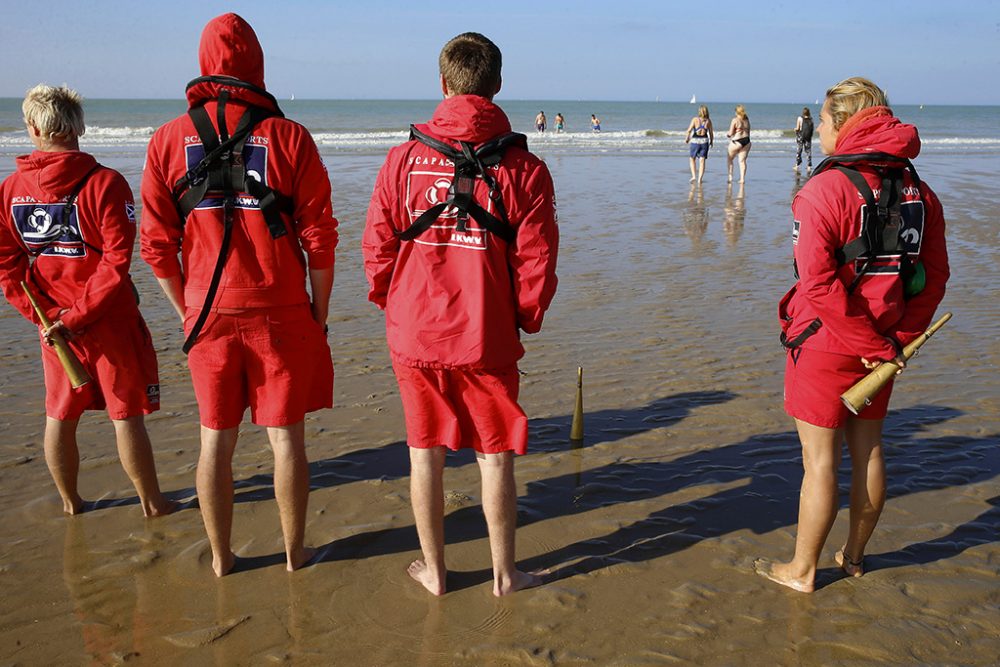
[3,98,998,157]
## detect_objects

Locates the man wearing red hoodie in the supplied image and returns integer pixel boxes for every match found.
[0,85,173,518]
[363,33,559,596]
[141,14,337,576]
[756,77,949,592]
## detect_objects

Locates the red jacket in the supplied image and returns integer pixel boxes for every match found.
[140,13,337,310]
[363,95,559,369]
[780,106,949,360]
[0,150,140,331]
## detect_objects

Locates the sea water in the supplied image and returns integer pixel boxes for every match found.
[1,98,998,160]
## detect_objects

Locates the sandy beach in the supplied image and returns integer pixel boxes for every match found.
[0,139,997,665]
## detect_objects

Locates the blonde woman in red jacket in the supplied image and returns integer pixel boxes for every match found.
[0,85,173,518]
[756,77,949,592]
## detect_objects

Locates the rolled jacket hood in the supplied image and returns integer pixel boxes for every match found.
[834,106,921,159]
[186,13,276,111]
[15,150,99,200]
[416,95,513,144]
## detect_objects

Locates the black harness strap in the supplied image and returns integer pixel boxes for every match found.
[782,156,917,351]
[174,85,295,353]
[182,91,239,355]
[396,126,522,245]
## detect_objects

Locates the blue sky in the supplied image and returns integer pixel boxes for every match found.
[1,0,997,104]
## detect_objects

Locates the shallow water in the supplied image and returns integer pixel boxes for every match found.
[0,142,997,665]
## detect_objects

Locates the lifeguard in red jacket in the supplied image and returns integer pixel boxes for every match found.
[755,77,949,592]
[140,14,338,577]
[0,85,173,518]
[363,32,559,596]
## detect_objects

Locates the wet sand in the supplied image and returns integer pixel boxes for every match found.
[0,148,997,665]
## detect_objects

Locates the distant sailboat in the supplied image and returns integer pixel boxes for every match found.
[690,94,696,104]
[290,93,295,101]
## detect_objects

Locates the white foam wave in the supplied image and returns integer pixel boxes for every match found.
[1,125,998,153]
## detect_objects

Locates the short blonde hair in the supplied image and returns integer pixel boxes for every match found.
[439,33,502,98]
[825,77,888,130]
[22,84,85,141]
[734,104,747,120]
[698,105,710,119]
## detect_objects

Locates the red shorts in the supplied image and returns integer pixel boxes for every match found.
[393,363,528,455]
[42,311,160,421]
[784,347,894,428]
[185,304,333,430]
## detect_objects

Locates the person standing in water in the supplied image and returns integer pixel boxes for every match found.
[726,104,751,183]
[795,106,814,173]
[685,105,714,184]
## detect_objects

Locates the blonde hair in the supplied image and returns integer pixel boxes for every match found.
[22,84,85,141]
[698,105,710,119]
[824,77,889,130]
[439,33,502,98]
[734,104,747,120]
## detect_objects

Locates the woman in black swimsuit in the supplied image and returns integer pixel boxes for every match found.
[726,104,751,183]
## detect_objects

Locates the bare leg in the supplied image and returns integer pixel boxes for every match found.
[754,419,843,592]
[111,416,174,517]
[43,417,84,515]
[266,422,316,572]
[477,451,542,596]
[697,157,706,184]
[408,446,447,595]
[197,426,239,577]
[836,417,886,576]
[688,157,697,182]
[726,147,735,182]
[738,148,750,183]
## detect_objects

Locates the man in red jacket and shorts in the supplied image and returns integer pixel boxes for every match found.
[363,32,559,596]
[141,14,337,576]
[0,84,173,518]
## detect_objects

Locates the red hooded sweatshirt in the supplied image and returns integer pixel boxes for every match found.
[0,150,139,331]
[780,106,949,359]
[140,13,337,310]
[363,95,559,369]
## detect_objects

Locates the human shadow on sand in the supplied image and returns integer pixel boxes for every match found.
[227,390,737,505]
[515,404,999,589]
[864,494,999,573]
[316,404,997,591]
[215,390,736,574]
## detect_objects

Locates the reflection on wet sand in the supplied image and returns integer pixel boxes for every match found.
[723,182,745,245]
[683,184,709,244]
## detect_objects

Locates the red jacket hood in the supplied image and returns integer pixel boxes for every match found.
[14,150,99,200]
[186,13,276,111]
[415,95,513,144]
[834,106,921,159]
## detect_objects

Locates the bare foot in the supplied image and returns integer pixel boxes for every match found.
[752,558,814,593]
[494,570,544,597]
[143,497,178,518]
[212,550,236,578]
[287,546,318,572]
[834,548,864,577]
[407,559,446,596]
[62,495,85,515]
